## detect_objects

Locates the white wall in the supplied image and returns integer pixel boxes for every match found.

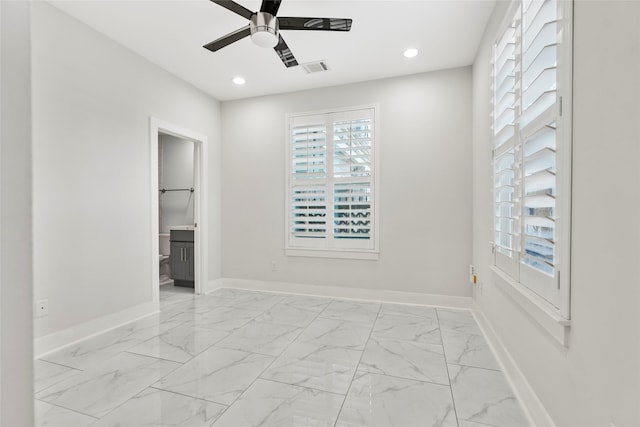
[221,68,473,297]
[159,134,194,233]
[472,1,640,426]
[0,1,34,425]
[32,2,222,340]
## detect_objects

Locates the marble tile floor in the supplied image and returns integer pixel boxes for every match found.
[35,286,529,427]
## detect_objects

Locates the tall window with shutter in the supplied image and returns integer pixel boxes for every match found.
[287,107,378,257]
[492,0,572,317]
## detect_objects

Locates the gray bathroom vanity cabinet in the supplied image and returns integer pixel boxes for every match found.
[170,229,194,287]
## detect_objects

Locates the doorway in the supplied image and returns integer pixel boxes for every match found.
[149,118,208,304]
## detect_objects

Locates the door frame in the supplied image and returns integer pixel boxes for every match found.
[149,117,208,302]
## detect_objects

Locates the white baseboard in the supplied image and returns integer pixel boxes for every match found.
[473,307,556,427]
[218,278,474,309]
[34,301,159,359]
[205,278,224,294]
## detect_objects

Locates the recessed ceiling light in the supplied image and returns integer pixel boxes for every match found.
[403,48,419,59]
[232,77,246,85]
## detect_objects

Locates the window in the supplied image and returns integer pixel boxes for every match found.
[492,0,572,318]
[286,107,378,258]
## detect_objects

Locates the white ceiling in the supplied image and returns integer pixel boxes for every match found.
[49,0,496,101]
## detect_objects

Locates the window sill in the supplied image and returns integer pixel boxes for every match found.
[286,248,379,260]
[489,266,570,347]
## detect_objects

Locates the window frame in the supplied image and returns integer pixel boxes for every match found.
[491,0,573,321]
[285,105,380,260]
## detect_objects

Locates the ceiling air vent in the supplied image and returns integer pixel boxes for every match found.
[302,60,329,74]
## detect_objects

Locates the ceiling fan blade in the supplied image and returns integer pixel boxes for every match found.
[209,0,254,20]
[203,25,251,52]
[278,17,352,31]
[274,34,298,68]
[260,0,282,16]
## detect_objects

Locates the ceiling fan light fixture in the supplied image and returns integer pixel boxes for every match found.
[250,12,279,48]
[204,1,353,68]
[403,48,419,58]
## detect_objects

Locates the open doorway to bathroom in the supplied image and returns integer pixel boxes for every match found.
[149,118,208,304]
[158,133,195,291]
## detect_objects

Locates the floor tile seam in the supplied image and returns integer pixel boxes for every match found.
[315,314,378,326]
[440,329,486,339]
[367,333,447,349]
[332,302,382,427]
[148,385,232,409]
[114,349,184,368]
[36,359,84,372]
[294,337,367,352]
[357,367,453,388]
[146,385,230,408]
[232,308,324,378]
[435,308,463,427]
[377,312,440,322]
[255,305,325,339]
[288,307,372,350]
[446,361,503,373]
[208,316,312,412]
[34,375,87,396]
[212,341,290,358]
[35,398,100,421]
[150,319,194,336]
[212,322,306,357]
[185,323,241,336]
[277,297,333,313]
[195,313,258,334]
[107,352,186,395]
[227,317,309,331]
[276,339,366,356]
[226,303,280,312]
[39,350,127,372]
[229,303,268,323]
[458,416,502,427]
[439,328,503,372]
[253,377,348,398]
[133,325,233,359]
[123,349,192,365]
[314,297,338,319]
[254,304,325,322]
[358,350,450,384]
[250,317,320,329]
[159,322,231,338]
[83,385,155,422]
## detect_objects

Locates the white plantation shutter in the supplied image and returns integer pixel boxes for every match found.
[492,0,571,314]
[521,0,558,128]
[332,114,373,246]
[493,12,519,278]
[291,185,327,239]
[290,123,327,242]
[288,107,376,252]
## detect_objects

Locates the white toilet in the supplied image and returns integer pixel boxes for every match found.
[159,233,172,285]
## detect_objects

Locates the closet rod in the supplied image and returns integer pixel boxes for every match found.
[160,187,194,194]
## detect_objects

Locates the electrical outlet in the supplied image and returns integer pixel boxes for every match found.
[35,299,49,317]
[271,260,277,271]
[469,264,476,283]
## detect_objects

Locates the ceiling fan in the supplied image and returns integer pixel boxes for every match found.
[204,0,353,68]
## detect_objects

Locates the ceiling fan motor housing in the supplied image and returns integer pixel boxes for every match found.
[250,12,279,48]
